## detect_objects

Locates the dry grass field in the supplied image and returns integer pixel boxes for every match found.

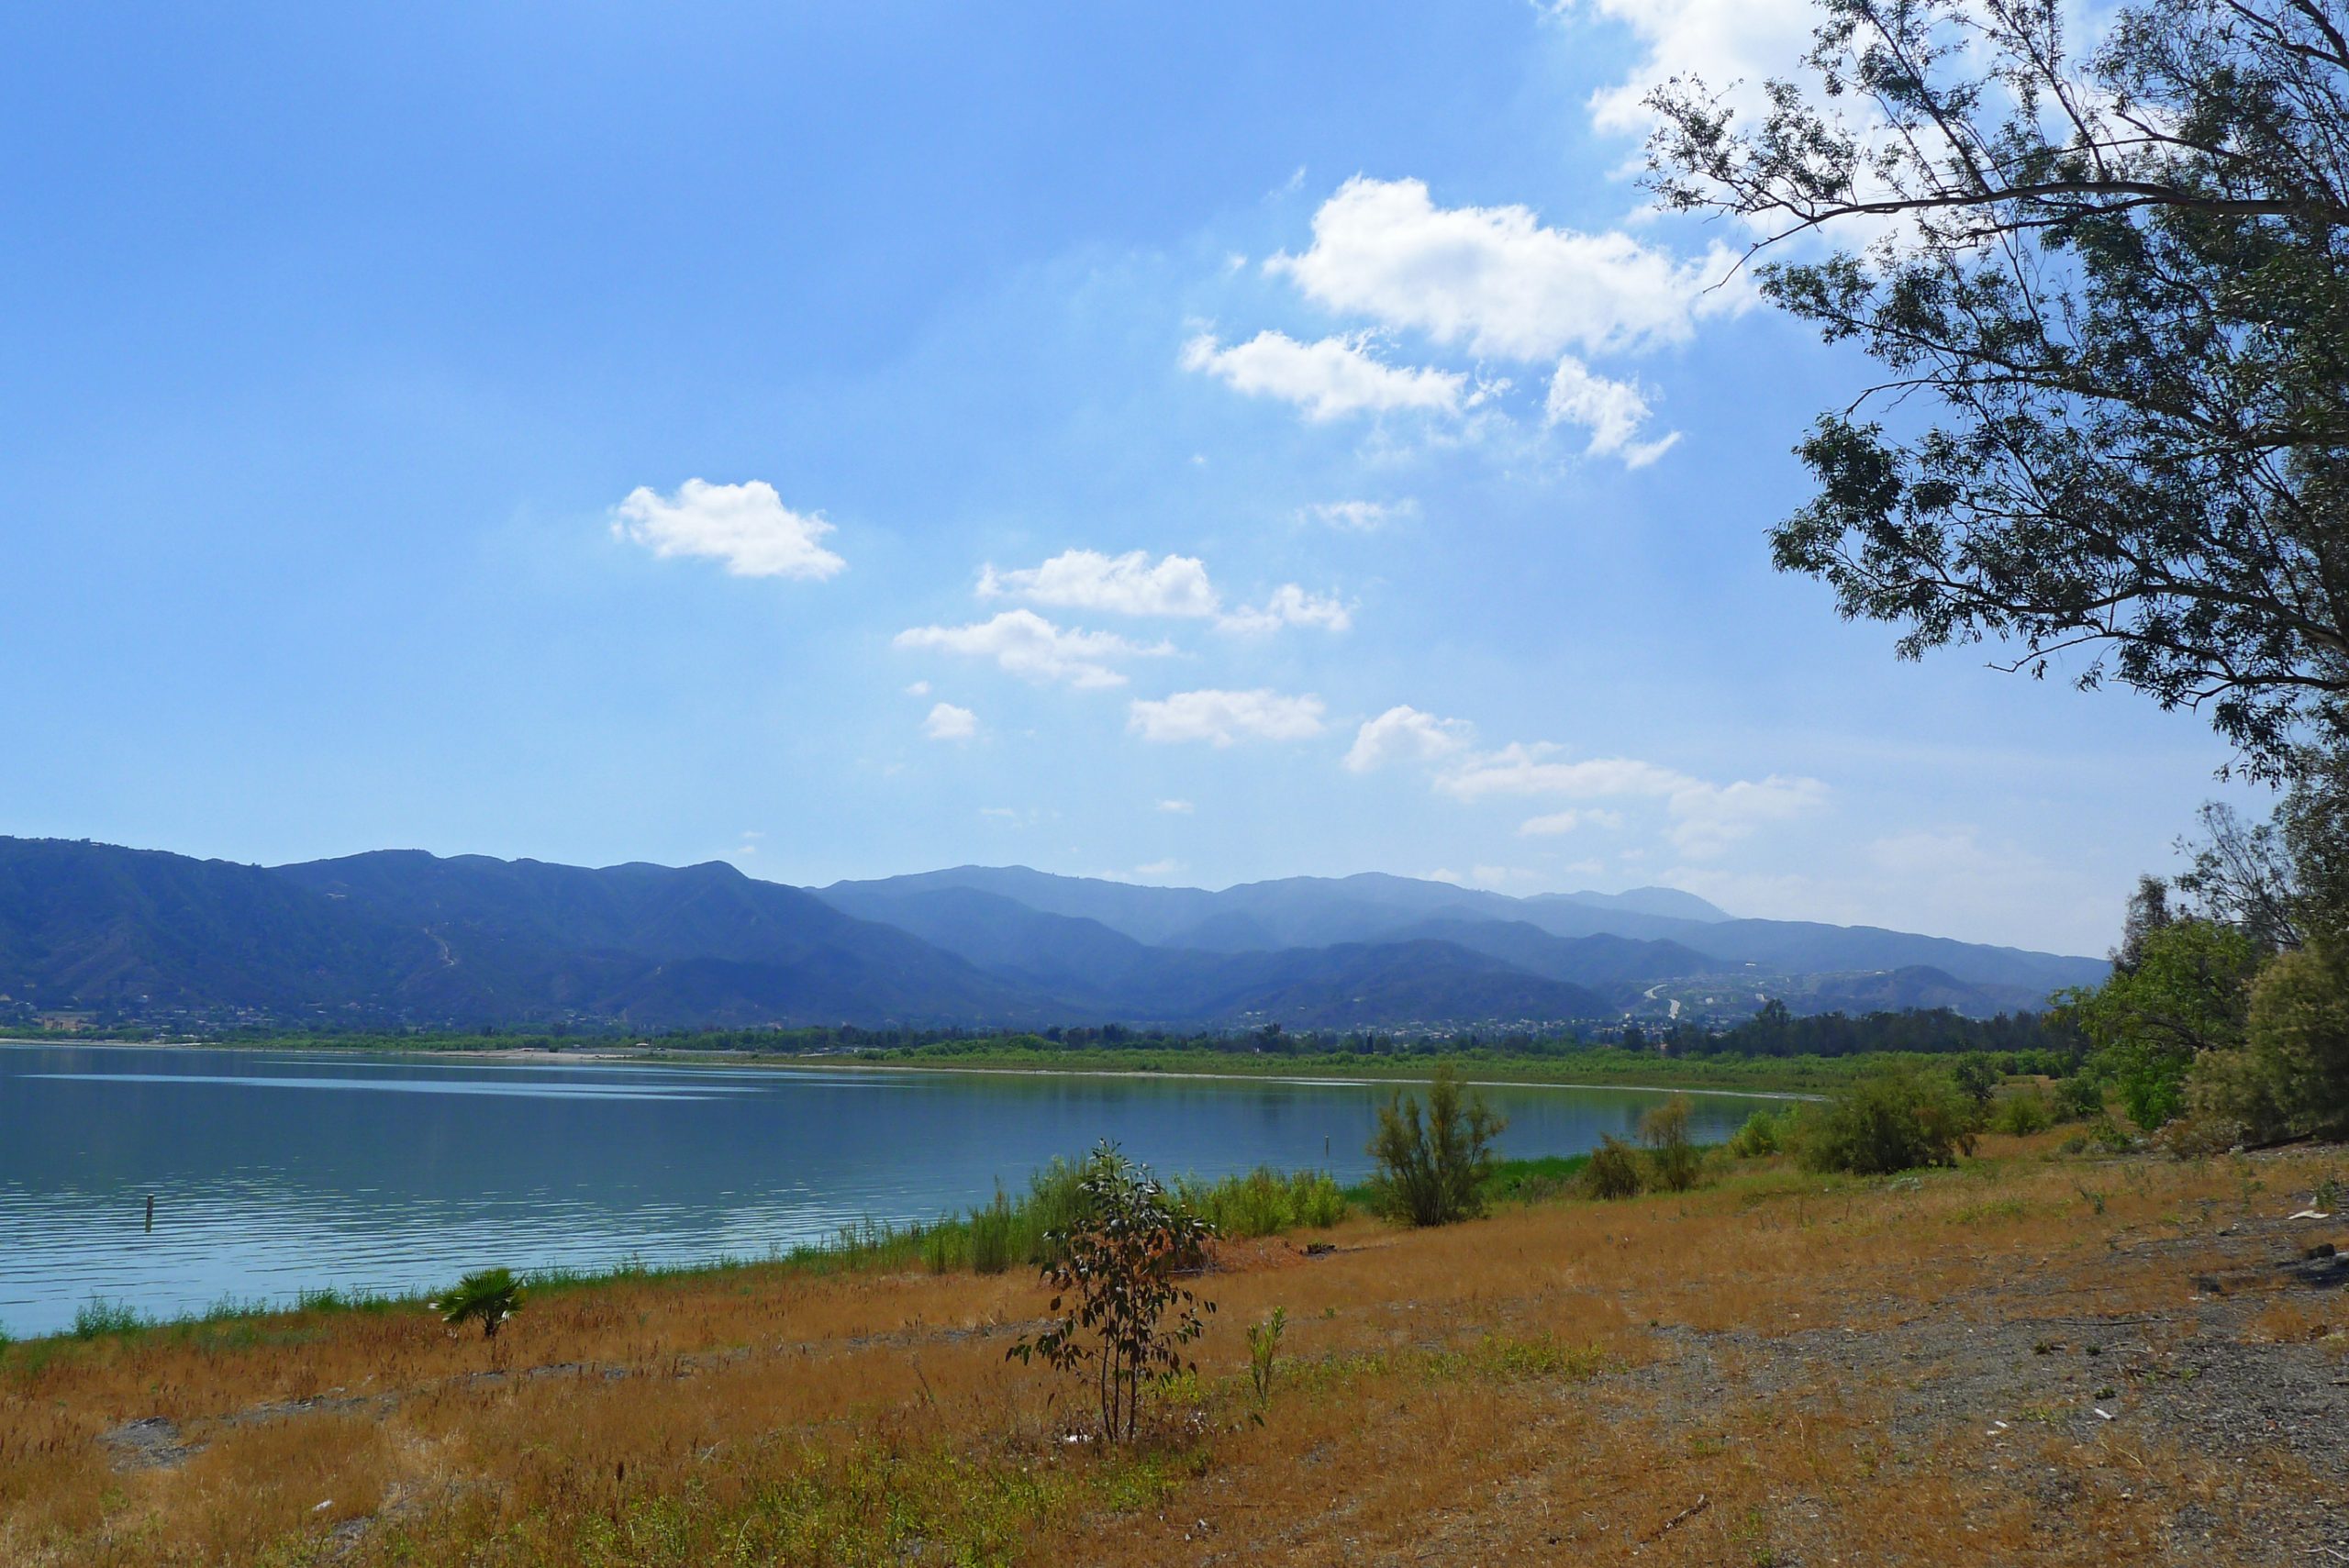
[5,1134,2345,1566]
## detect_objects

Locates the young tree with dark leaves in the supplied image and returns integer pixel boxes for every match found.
[1649,0,2349,780]
[1008,1142,1216,1443]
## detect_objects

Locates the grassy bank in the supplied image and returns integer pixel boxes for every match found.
[16,1153,1594,1356]
[6,1132,2343,1565]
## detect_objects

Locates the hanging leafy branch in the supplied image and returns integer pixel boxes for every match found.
[1648,0,2349,777]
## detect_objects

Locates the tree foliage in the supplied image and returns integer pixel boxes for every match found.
[2055,915,2262,1125]
[1650,0,2349,777]
[1008,1143,1216,1443]
[1365,1064,1507,1226]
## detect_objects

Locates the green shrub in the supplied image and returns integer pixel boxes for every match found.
[1725,1108,1785,1158]
[968,1188,1018,1274]
[1174,1167,1347,1237]
[2058,1112,2133,1154]
[1952,1052,2003,1106]
[1640,1095,1703,1192]
[1794,1065,1980,1174]
[1581,1136,1646,1199]
[1992,1085,2054,1136]
[1020,1157,1090,1266]
[2052,1074,2106,1123]
[72,1297,148,1340]
[920,1220,962,1275]
[1366,1064,1506,1227]
[1292,1172,1347,1229]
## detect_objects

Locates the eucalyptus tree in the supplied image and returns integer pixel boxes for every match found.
[1649,0,2349,779]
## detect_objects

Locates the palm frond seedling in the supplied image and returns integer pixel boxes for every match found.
[430,1267,523,1340]
[1008,1141,1216,1443]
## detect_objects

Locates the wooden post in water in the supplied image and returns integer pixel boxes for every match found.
[145,1195,154,1232]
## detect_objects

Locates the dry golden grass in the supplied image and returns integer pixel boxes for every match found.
[5,1135,2344,1565]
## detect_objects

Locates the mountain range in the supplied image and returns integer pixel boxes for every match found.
[0,838,2107,1032]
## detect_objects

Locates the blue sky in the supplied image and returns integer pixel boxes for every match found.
[0,1,2263,956]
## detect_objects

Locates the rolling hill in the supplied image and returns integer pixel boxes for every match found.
[0,839,2103,1031]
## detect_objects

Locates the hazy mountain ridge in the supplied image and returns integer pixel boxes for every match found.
[0,840,2102,1030]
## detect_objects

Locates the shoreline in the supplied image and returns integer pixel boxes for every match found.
[1,1036,1828,1101]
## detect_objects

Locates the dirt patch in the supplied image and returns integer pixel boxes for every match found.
[98,1416,205,1472]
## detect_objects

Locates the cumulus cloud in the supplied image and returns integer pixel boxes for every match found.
[1180,329,1468,420]
[1129,688,1328,746]
[894,609,1170,689]
[1432,740,1827,858]
[612,479,845,580]
[920,702,978,741]
[982,548,1349,635]
[1545,358,1681,467]
[1344,706,1475,773]
[1217,584,1353,635]
[1157,798,1196,814]
[1268,177,1743,361]
[980,549,1219,617]
[1305,498,1418,530]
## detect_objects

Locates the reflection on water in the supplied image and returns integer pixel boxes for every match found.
[0,1042,1775,1336]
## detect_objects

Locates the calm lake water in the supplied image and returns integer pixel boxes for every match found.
[0,1042,1778,1337]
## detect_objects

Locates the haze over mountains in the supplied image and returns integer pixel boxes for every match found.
[0,838,2107,1033]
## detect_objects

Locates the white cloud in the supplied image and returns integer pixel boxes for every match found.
[1545,358,1681,467]
[1129,688,1328,747]
[921,702,978,741]
[1432,740,1828,858]
[894,609,1170,689]
[1134,858,1186,878]
[1436,743,1689,802]
[1344,706,1475,773]
[612,479,845,581]
[1560,0,1823,136]
[903,680,931,696]
[982,548,1349,635]
[1181,329,1468,421]
[980,549,1219,617]
[1157,798,1196,814]
[1305,498,1418,530]
[1518,808,1625,837]
[1665,775,1830,857]
[1267,177,1744,361]
[1218,584,1353,635]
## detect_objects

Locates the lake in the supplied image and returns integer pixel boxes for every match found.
[0,1042,1779,1337]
